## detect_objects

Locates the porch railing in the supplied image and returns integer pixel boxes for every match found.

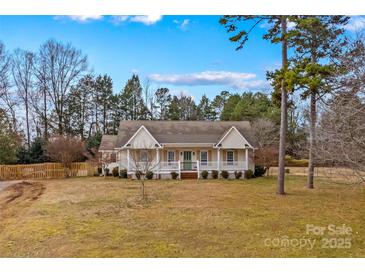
[127,161,247,173]
[221,161,247,171]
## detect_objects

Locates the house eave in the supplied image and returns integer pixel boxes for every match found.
[161,143,215,148]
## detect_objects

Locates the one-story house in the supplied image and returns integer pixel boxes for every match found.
[99,120,257,179]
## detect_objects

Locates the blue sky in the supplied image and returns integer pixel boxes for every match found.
[0,15,363,100]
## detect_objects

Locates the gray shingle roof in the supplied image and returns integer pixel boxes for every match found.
[106,120,257,148]
[99,121,256,150]
[99,135,118,150]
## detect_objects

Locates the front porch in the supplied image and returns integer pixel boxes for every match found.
[127,160,249,179]
[121,147,251,179]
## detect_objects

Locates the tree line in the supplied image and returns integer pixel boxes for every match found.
[220,15,365,189]
[1,16,364,187]
[0,39,286,165]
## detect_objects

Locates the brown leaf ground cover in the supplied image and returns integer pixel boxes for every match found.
[0,176,364,257]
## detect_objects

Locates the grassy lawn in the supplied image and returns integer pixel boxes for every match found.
[0,176,364,257]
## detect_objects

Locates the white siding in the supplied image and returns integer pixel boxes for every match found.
[129,127,158,149]
[220,128,250,149]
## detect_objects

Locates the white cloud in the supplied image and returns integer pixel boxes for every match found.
[111,15,129,24]
[130,15,162,25]
[112,15,162,26]
[345,16,365,32]
[148,71,266,89]
[170,89,195,99]
[173,19,190,31]
[55,15,103,23]
[260,20,296,30]
[56,15,163,26]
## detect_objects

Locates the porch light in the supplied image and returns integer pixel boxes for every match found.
[126,143,131,147]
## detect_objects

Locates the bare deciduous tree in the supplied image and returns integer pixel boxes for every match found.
[37,40,88,135]
[129,150,159,200]
[46,135,85,177]
[12,49,35,147]
[98,151,115,177]
[251,118,279,175]
[0,42,18,132]
[316,35,365,183]
[0,42,10,97]
[317,95,365,183]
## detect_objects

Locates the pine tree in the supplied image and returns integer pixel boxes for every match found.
[120,74,148,120]
[211,91,230,120]
[65,75,93,139]
[95,74,113,133]
[167,96,180,120]
[290,16,349,188]
[220,16,291,194]
[155,88,171,120]
[221,94,241,120]
[197,94,214,120]
[0,108,21,164]
[178,94,198,120]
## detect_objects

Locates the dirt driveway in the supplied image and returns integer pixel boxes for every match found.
[0,181,20,191]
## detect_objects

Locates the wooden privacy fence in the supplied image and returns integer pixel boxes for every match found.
[0,162,96,181]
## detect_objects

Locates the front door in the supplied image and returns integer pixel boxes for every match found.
[183,151,192,170]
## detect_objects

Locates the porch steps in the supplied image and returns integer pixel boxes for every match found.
[180,172,198,180]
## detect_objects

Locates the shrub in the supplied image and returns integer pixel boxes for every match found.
[254,166,266,177]
[104,168,110,176]
[201,170,209,179]
[146,171,154,180]
[244,169,253,179]
[112,167,119,177]
[97,167,102,175]
[135,170,143,180]
[234,171,242,179]
[221,170,229,179]
[211,170,219,179]
[171,171,179,180]
[119,168,128,179]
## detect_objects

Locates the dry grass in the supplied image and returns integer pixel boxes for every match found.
[268,167,364,183]
[0,176,364,257]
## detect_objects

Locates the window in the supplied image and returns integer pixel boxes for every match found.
[226,151,234,165]
[140,150,148,162]
[167,151,175,162]
[200,151,208,166]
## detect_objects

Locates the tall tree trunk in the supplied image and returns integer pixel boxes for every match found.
[81,100,85,140]
[103,103,106,134]
[58,113,63,135]
[95,100,99,133]
[307,89,316,189]
[43,87,48,140]
[277,16,288,195]
[25,91,30,148]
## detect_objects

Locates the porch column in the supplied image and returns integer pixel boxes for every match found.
[127,148,130,172]
[197,160,200,179]
[217,148,221,173]
[118,150,121,173]
[178,161,181,179]
[245,148,248,170]
[156,148,160,179]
